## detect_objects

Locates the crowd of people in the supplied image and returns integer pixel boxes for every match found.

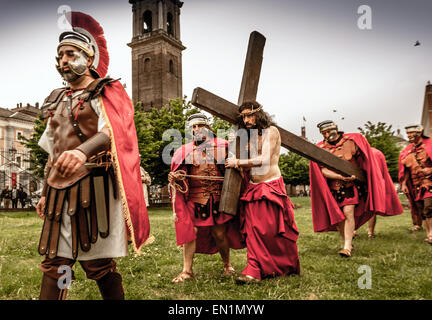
[0,185,28,209]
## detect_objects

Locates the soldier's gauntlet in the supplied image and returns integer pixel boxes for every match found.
[75,131,110,159]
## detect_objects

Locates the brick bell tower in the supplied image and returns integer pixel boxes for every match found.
[128,0,186,111]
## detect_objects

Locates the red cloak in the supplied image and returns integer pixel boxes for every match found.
[170,138,245,254]
[99,80,150,253]
[239,177,300,279]
[399,138,432,224]
[372,147,403,216]
[309,133,387,232]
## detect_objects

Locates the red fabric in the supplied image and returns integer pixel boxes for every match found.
[371,147,403,216]
[239,177,300,280]
[100,80,150,252]
[170,138,245,253]
[309,133,387,232]
[399,138,432,221]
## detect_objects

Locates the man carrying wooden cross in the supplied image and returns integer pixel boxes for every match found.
[169,113,244,283]
[309,120,389,258]
[225,101,300,283]
[399,124,432,244]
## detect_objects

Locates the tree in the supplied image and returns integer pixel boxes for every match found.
[357,121,401,181]
[19,113,48,179]
[279,152,310,186]
[135,97,200,186]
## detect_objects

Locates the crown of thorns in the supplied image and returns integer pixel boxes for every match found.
[239,104,263,116]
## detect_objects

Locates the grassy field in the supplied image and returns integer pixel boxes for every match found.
[0,196,431,300]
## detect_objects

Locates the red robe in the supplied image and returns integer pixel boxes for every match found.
[170,138,244,254]
[309,133,387,232]
[99,80,150,253]
[240,176,300,279]
[372,147,403,216]
[398,138,432,225]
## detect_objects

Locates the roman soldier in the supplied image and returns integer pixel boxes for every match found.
[309,120,391,257]
[399,124,432,244]
[169,113,244,283]
[36,12,150,299]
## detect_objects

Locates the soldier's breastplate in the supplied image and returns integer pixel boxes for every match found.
[188,146,224,205]
[324,139,357,189]
[49,96,99,163]
[405,148,432,187]
[47,94,99,188]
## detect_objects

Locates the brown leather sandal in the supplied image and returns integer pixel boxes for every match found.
[409,225,423,232]
[235,275,260,284]
[172,271,194,283]
[338,249,352,258]
[222,265,236,276]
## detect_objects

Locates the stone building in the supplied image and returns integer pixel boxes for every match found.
[0,103,41,194]
[128,0,186,111]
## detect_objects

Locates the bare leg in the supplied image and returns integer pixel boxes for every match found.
[342,205,355,251]
[182,239,196,274]
[211,224,234,274]
[173,227,197,283]
[336,222,345,240]
[425,218,432,241]
[368,214,376,238]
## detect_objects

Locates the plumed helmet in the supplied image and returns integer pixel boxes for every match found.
[58,12,109,79]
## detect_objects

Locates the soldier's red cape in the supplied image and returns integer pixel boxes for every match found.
[99,80,150,253]
[399,138,432,223]
[309,133,387,232]
[372,147,403,216]
[170,138,245,253]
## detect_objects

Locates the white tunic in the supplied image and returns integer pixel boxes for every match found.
[38,91,128,261]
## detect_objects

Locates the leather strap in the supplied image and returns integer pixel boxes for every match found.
[77,206,91,252]
[70,214,79,259]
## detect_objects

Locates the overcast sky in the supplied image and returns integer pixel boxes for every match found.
[1,0,431,143]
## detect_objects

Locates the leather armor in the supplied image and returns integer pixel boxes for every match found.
[402,141,432,188]
[39,78,116,260]
[186,142,226,205]
[321,135,359,190]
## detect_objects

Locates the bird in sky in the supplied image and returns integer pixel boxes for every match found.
[414,40,421,46]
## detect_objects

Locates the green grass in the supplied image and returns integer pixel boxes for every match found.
[0,197,431,300]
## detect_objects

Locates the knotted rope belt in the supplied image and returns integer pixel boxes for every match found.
[169,170,224,218]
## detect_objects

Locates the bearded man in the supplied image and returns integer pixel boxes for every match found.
[399,124,432,244]
[169,113,244,283]
[225,101,300,283]
[36,12,150,299]
[309,120,393,257]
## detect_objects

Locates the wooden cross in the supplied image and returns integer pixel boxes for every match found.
[191,31,366,215]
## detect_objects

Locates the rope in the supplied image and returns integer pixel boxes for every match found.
[169,169,224,221]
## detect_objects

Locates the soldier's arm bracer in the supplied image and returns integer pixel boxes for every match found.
[75,131,110,159]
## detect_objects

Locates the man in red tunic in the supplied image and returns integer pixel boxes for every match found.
[225,101,300,283]
[399,124,432,244]
[309,120,389,257]
[169,113,244,283]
